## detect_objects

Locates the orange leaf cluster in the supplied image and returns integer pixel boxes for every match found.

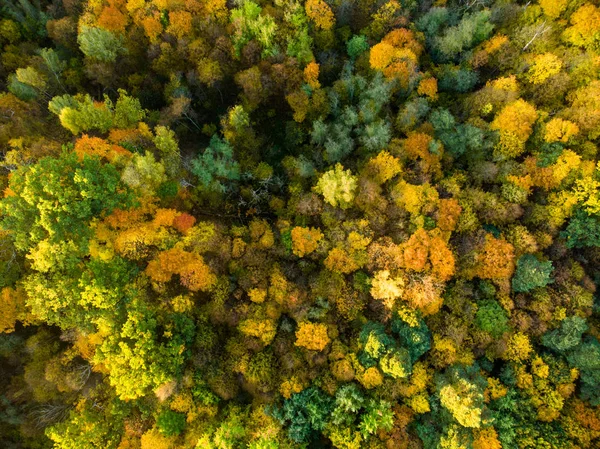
[402,229,455,282]
[146,247,216,292]
[74,135,131,162]
[303,62,320,90]
[471,234,515,281]
[290,226,323,257]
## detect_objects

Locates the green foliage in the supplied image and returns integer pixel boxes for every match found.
[1,0,48,39]
[331,384,365,426]
[0,152,133,251]
[49,90,145,134]
[191,135,241,193]
[512,254,554,293]
[359,322,394,365]
[277,386,334,443]
[347,35,369,59]
[77,26,126,62]
[46,397,125,449]
[391,318,431,363]
[438,65,479,93]
[156,410,186,436]
[7,73,38,101]
[475,299,510,338]
[435,10,494,61]
[566,336,600,405]
[94,300,195,400]
[231,0,278,58]
[561,209,600,248]
[430,108,486,158]
[543,316,588,353]
[358,399,393,438]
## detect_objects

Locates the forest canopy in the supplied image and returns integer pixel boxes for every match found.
[1,0,600,448]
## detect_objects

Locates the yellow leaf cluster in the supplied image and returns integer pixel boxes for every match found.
[305,0,335,30]
[295,322,330,351]
[290,226,323,257]
[544,118,579,143]
[527,53,562,85]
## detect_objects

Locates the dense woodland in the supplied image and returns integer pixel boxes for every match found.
[1,0,600,447]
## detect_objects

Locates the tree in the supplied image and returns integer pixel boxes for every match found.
[475,300,510,338]
[314,164,357,209]
[295,322,330,351]
[46,397,125,449]
[527,53,562,85]
[49,90,145,135]
[230,0,278,58]
[435,11,494,61]
[121,151,167,196]
[347,35,369,59]
[305,0,335,31]
[276,386,334,443]
[0,152,134,251]
[563,4,600,51]
[156,410,186,436]
[544,118,579,143]
[290,226,323,257]
[94,299,195,400]
[542,316,588,353]
[191,135,240,193]
[437,365,487,429]
[77,26,126,62]
[490,99,538,159]
[511,254,554,293]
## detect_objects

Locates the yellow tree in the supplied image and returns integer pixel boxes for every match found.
[490,99,538,158]
[305,0,335,31]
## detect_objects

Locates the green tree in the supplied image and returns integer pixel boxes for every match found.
[347,35,369,59]
[475,300,510,338]
[77,26,126,62]
[46,394,126,449]
[542,316,588,353]
[561,209,600,248]
[94,299,195,400]
[49,90,144,135]
[276,386,334,443]
[511,254,554,293]
[0,152,134,251]
[156,410,186,436]
[191,135,240,193]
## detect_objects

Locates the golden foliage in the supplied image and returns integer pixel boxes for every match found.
[0,287,30,333]
[167,11,193,40]
[370,29,422,84]
[544,118,579,143]
[305,0,335,30]
[490,99,538,158]
[358,366,383,389]
[295,322,330,351]
[417,77,438,100]
[324,247,360,274]
[290,226,323,257]
[146,247,216,292]
[527,53,562,85]
[470,235,515,281]
[304,61,321,89]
